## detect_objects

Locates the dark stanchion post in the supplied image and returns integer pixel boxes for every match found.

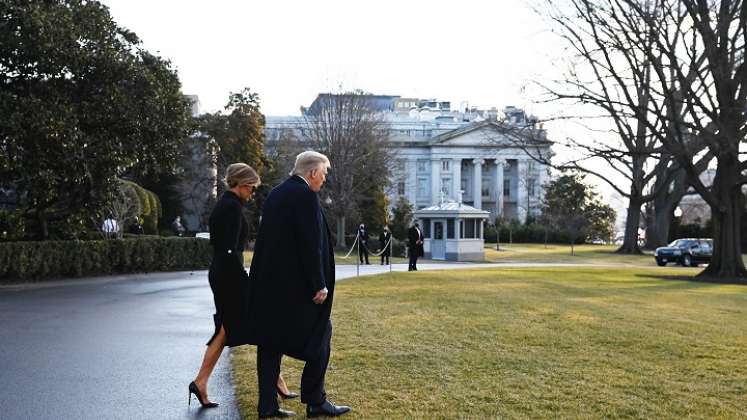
[356,232,360,277]
[389,238,392,273]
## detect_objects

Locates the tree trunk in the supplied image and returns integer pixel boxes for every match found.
[699,162,747,280]
[616,198,642,254]
[646,208,674,249]
[646,169,688,249]
[570,238,575,256]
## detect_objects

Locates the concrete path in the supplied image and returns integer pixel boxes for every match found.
[0,261,619,419]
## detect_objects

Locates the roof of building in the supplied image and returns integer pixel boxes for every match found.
[428,120,550,146]
[415,201,490,217]
[304,93,400,115]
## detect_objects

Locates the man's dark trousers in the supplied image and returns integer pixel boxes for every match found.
[257,320,333,413]
[408,247,418,270]
[358,244,369,264]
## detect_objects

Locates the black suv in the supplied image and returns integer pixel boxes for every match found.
[654,238,713,267]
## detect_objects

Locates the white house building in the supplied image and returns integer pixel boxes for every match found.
[265,94,553,223]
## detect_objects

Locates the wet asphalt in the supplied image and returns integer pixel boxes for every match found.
[0,260,590,420]
[0,271,240,420]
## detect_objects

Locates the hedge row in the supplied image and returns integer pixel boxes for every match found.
[485,224,581,244]
[0,237,211,282]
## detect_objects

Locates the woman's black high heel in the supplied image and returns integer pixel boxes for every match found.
[276,385,299,400]
[189,381,219,408]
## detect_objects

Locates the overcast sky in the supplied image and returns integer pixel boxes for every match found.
[101,0,563,116]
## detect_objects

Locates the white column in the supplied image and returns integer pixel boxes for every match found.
[452,158,461,202]
[495,159,505,217]
[430,158,441,206]
[517,159,528,223]
[406,158,417,206]
[537,161,548,202]
[472,158,484,209]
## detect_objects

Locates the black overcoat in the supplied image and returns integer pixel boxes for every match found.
[379,232,391,257]
[207,191,251,347]
[246,176,335,362]
[408,226,425,257]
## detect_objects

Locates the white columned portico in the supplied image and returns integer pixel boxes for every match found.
[431,158,441,206]
[495,159,505,217]
[472,158,484,210]
[517,159,528,223]
[406,158,417,205]
[452,158,461,202]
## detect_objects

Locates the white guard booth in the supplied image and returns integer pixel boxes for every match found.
[414,201,490,261]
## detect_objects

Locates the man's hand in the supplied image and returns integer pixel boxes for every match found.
[312,287,328,304]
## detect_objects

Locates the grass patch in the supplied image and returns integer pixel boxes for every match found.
[483,243,655,266]
[232,267,747,418]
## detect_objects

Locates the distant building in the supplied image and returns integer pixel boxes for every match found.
[177,96,218,232]
[265,93,552,223]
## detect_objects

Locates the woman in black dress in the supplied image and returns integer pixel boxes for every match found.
[189,163,296,408]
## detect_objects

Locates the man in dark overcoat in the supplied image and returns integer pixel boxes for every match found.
[247,151,351,418]
[357,223,370,264]
[379,225,392,265]
[407,222,424,271]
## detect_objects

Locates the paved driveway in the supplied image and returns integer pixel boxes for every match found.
[0,261,610,419]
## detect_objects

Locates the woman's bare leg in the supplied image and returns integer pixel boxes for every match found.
[193,326,226,401]
[277,373,290,395]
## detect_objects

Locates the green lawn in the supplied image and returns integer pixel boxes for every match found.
[231,267,747,419]
[246,243,655,267]
[483,243,655,266]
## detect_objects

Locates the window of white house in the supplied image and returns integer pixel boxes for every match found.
[528,161,536,172]
[441,160,450,172]
[465,219,476,238]
[417,178,429,198]
[482,177,491,197]
[417,160,428,173]
[461,178,468,193]
[398,181,406,196]
[528,178,537,197]
[396,159,405,171]
[504,179,511,197]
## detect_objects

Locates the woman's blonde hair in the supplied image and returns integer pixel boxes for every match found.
[225,163,261,188]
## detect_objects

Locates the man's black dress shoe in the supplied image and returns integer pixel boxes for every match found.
[258,407,296,418]
[306,400,351,417]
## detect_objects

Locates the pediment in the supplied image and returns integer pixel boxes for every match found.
[429,121,539,147]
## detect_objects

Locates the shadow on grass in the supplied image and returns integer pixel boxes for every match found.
[637,272,747,286]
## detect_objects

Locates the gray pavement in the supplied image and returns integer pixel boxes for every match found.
[0,271,240,420]
[0,260,607,420]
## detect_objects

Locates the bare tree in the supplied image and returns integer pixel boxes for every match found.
[519,0,715,256]
[301,91,393,247]
[599,0,747,279]
[98,180,141,239]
